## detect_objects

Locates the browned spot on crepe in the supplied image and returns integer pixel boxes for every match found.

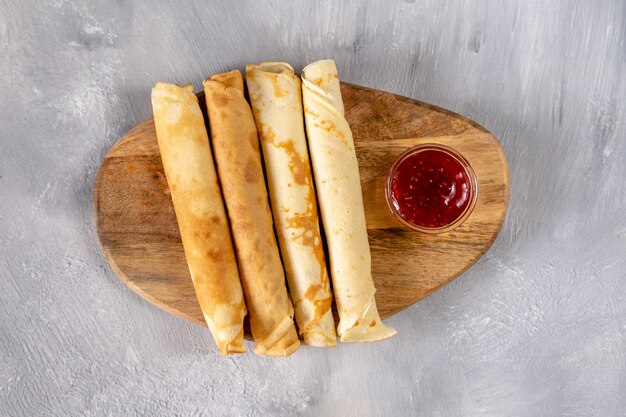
[269,73,287,97]
[310,72,338,87]
[212,93,230,108]
[260,124,277,144]
[313,296,333,324]
[311,77,323,86]
[294,284,333,333]
[321,120,335,132]
[206,248,222,261]
[275,139,309,186]
[260,128,310,187]
[303,283,322,301]
[303,106,319,118]
[243,157,260,183]
[314,119,336,133]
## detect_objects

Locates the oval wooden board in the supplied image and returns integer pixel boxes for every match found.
[93,82,509,332]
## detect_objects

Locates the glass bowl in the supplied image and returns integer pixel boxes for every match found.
[384,143,478,234]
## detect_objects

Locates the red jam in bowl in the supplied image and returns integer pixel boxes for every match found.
[385,144,477,233]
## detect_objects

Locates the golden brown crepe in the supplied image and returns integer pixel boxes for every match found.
[301,59,397,342]
[151,82,246,355]
[204,70,299,356]
[246,62,336,347]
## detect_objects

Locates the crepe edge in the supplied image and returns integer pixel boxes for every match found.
[253,324,300,357]
[152,82,196,105]
[302,309,337,347]
[215,327,247,356]
[246,61,295,77]
[338,297,397,342]
[301,59,345,115]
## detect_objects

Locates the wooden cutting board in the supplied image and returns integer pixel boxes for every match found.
[93,82,509,331]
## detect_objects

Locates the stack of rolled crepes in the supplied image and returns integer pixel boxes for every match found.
[150,59,395,356]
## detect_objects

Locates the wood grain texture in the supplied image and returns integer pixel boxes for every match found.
[93,82,509,331]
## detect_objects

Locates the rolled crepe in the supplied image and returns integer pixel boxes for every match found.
[246,62,336,347]
[301,60,397,342]
[204,70,299,356]
[151,82,246,355]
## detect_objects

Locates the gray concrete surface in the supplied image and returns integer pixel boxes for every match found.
[1,0,625,416]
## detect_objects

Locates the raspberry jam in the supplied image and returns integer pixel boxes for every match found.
[385,144,477,233]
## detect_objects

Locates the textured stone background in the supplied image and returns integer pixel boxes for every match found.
[1,1,625,416]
